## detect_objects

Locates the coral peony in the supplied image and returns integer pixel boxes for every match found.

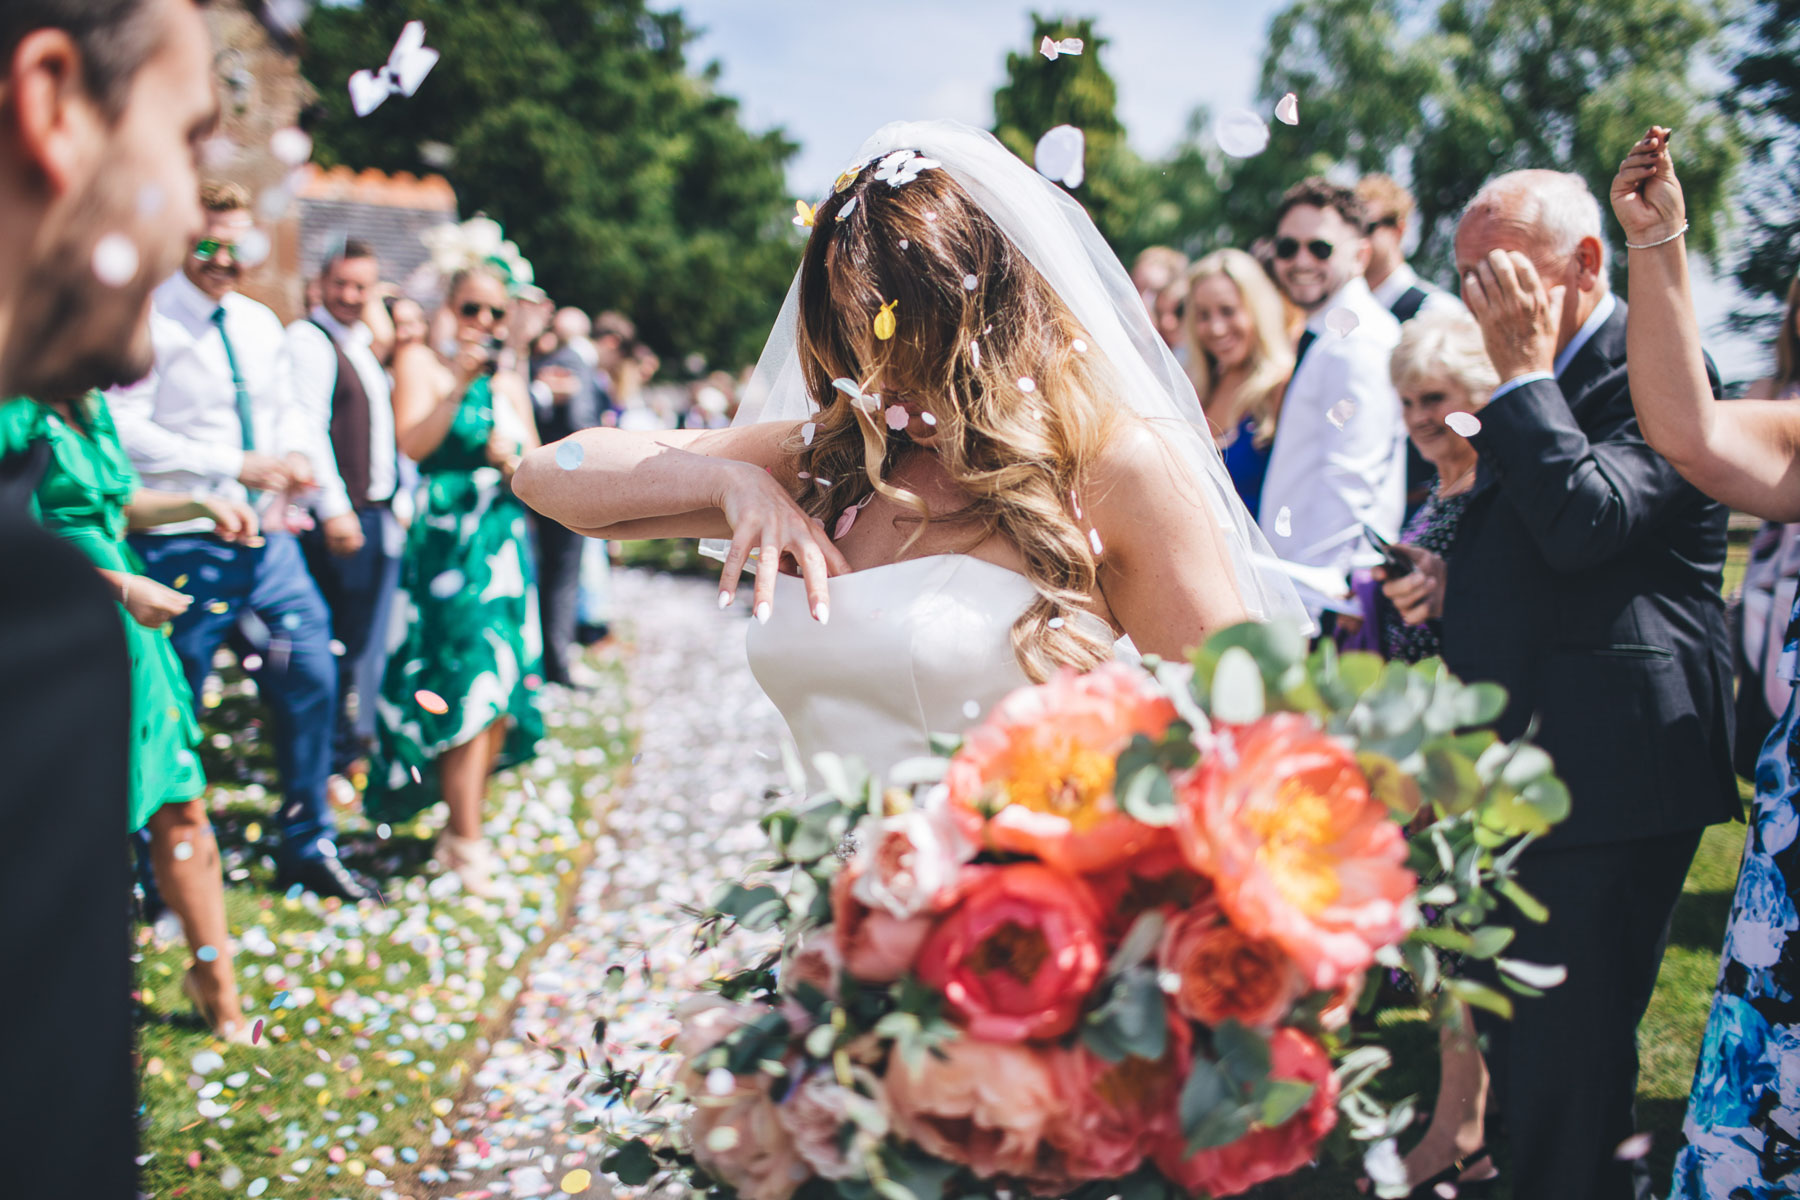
[775,1066,888,1180]
[945,662,1177,874]
[673,1002,810,1200]
[884,1035,1065,1183]
[1046,1015,1193,1181]
[1154,1029,1340,1198]
[831,863,933,983]
[1175,713,1414,989]
[1087,842,1214,943]
[915,863,1104,1041]
[849,798,973,920]
[1159,902,1305,1029]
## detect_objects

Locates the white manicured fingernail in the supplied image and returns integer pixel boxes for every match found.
[756,602,772,625]
[718,591,732,610]
[814,602,829,625]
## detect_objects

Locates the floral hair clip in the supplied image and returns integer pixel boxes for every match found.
[872,149,941,188]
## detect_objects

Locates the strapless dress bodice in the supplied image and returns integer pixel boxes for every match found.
[744,554,1118,785]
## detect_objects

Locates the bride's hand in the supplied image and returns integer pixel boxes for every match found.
[714,461,849,624]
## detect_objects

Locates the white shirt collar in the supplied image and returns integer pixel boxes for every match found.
[1554,291,1616,378]
[159,269,228,327]
[1304,276,1379,333]
[1368,264,1420,309]
[310,305,373,349]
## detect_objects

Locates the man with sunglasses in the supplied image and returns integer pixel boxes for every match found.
[1256,177,1407,624]
[113,182,371,903]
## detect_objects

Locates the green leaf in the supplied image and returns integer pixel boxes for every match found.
[928,731,964,758]
[1409,926,1475,953]
[1446,977,1515,1019]
[603,1138,659,1186]
[1467,925,1516,959]
[1118,757,1178,826]
[1454,682,1508,727]
[713,882,783,922]
[1178,1053,1230,1136]
[1257,1078,1317,1127]
[1212,1019,1272,1089]
[1497,877,1550,923]
[1083,967,1168,1063]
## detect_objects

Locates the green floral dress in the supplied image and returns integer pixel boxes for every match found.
[0,395,205,831]
[366,376,543,822]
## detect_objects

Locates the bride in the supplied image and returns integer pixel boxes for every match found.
[513,120,1304,777]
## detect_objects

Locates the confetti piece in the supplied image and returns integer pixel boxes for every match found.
[244,822,261,841]
[1433,1185,1456,1199]
[92,234,140,287]
[1072,338,1088,353]
[705,1067,736,1095]
[1215,108,1271,157]
[1325,307,1360,337]
[561,1169,593,1193]
[885,405,909,431]
[839,196,859,220]
[1275,507,1293,537]
[1444,410,1483,437]
[873,299,898,341]
[873,149,941,187]
[251,1019,264,1045]
[1089,527,1104,555]
[1327,398,1358,428]
[556,441,585,470]
[348,20,440,117]
[970,340,981,369]
[833,164,860,194]
[207,601,229,614]
[414,689,449,715]
[196,945,218,962]
[1275,92,1300,125]
[269,127,313,166]
[962,274,978,291]
[1033,124,1085,187]
[898,238,909,249]
[1039,35,1085,59]
[792,200,817,228]
[419,139,456,168]
[801,422,817,446]
[1615,1133,1653,1161]
[920,412,937,426]
[1018,376,1037,393]
[172,574,188,588]
[241,653,262,672]
[173,840,195,861]
[1048,617,1066,629]
[962,700,981,719]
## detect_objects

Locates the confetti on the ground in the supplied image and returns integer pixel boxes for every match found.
[562,1168,594,1193]
[1216,108,1271,157]
[1275,92,1300,125]
[1445,410,1483,437]
[556,441,586,470]
[92,234,140,287]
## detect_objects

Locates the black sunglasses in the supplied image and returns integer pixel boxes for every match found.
[1274,237,1337,262]
[459,301,508,321]
[1366,215,1401,233]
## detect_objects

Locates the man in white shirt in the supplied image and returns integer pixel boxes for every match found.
[284,239,400,782]
[113,182,369,902]
[1256,178,1407,622]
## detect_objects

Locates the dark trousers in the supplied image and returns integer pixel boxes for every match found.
[130,531,339,861]
[0,517,134,1198]
[301,507,400,772]
[531,510,584,684]
[1475,828,1704,1200]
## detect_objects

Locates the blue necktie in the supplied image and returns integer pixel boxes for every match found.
[210,306,255,451]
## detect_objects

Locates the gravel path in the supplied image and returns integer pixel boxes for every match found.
[432,569,785,1199]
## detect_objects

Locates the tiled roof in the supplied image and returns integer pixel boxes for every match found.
[295,166,459,304]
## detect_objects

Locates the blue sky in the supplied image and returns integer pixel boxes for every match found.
[669,0,1768,379]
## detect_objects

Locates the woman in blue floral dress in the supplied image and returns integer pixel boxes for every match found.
[1610,130,1800,1196]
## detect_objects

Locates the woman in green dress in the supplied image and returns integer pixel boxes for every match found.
[367,263,545,896]
[0,393,258,1042]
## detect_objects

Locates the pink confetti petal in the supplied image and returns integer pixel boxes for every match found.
[1444,410,1483,437]
[1327,398,1358,428]
[251,1018,264,1045]
[1615,1133,1653,1161]
[885,405,909,430]
[1325,307,1361,336]
[1275,93,1300,125]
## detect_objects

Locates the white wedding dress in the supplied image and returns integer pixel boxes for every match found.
[745,555,1119,783]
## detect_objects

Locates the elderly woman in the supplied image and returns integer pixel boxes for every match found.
[1610,126,1800,1199]
[1365,309,1501,1196]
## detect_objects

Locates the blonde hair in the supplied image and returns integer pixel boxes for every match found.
[1390,309,1500,399]
[1356,174,1415,228]
[1132,245,1189,291]
[199,181,251,214]
[1182,249,1294,449]
[792,161,1120,682]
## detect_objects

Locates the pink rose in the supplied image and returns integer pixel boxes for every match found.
[914,864,1105,1042]
[832,863,933,982]
[672,1001,810,1200]
[884,1035,1066,1185]
[1154,1028,1340,1198]
[774,1067,888,1180]
[849,798,973,920]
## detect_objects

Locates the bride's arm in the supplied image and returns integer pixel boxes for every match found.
[1087,421,1253,659]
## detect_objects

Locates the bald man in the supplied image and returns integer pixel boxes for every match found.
[1384,170,1738,1199]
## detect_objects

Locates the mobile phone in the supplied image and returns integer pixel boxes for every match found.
[1363,523,1413,578]
[479,335,504,376]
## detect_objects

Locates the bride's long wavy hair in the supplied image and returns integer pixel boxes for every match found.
[790,158,1121,681]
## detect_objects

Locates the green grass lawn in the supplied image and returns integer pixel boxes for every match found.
[135,653,631,1199]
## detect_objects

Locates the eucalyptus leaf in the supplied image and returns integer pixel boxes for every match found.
[603,1139,659,1186]
[1497,877,1550,923]
[1446,977,1515,1019]
[1213,1019,1272,1089]
[1257,1078,1317,1127]
[1496,957,1569,990]
[1211,646,1267,724]
[1178,1053,1230,1135]
[1454,682,1509,727]
[1468,926,1516,959]
[1106,910,1168,976]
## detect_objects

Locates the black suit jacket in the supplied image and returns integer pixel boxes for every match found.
[1441,298,1740,850]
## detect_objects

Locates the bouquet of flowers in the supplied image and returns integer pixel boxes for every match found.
[581,624,1569,1200]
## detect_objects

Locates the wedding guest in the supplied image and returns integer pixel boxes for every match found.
[1257,178,1406,621]
[0,0,218,1187]
[1182,249,1294,515]
[366,249,545,897]
[383,294,429,369]
[285,240,402,785]
[1605,127,1800,1200]
[1,392,259,1041]
[1385,158,1738,1200]
[529,299,603,686]
[1367,311,1501,1197]
[1131,245,1189,350]
[113,182,371,902]
[553,306,599,369]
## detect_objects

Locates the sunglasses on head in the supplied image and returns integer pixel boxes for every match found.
[459,301,508,321]
[192,238,237,262]
[1274,237,1337,262]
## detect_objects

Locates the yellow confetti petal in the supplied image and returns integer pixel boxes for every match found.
[207,601,229,614]
[560,1169,593,1193]
[792,199,816,228]
[834,166,859,193]
[873,299,898,342]
[244,822,262,842]
[172,575,189,589]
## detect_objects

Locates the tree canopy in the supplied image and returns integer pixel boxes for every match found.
[1724,0,1800,323]
[300,0,798,369]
